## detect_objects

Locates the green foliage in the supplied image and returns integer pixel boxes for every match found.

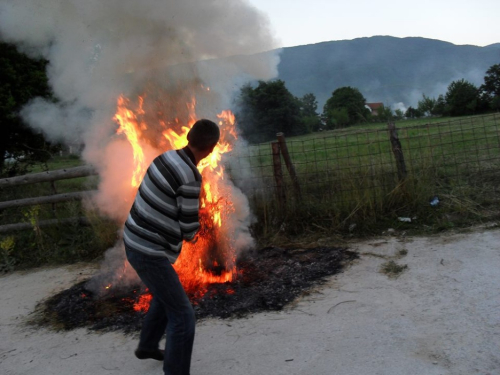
[394,109,405,120]
[480,63,500,111]
[417,94,437,117]
[324,108,349,129]
[0,42,58,176]
[322,86,369,128]
[299,93,318,117]
[404,106,423,119]
[375,105,393,122]
[0,236,16,273]
[1,204,119,270]
[235,80,309,143]
[433,95,447,116]
[380,260,408,278]
[299,93,322,131]
[444,79,480,116]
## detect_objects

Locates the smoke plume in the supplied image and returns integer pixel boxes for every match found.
[0,0,279,291]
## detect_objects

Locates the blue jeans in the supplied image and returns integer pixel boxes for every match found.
[126,247,195,375]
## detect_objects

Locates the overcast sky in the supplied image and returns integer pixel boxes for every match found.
[247,0,500,48]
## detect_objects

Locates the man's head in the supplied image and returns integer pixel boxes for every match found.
[187,119,220,162]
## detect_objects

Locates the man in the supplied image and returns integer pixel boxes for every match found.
[124,119,220,375]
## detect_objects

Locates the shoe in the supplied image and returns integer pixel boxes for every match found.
[134,348,165,361]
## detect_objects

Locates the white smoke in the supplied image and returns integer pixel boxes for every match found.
[392,102,407,114]
[0,0,279,291]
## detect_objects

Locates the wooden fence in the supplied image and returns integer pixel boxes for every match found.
[0,166,98,234]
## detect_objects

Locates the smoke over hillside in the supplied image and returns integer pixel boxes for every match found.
[0,1,280,291]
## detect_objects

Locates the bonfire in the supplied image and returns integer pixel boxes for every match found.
[113,92,240,310]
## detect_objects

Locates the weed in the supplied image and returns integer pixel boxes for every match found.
[380,260,408,278]
[0,236,16,273]
[398,249,408,257]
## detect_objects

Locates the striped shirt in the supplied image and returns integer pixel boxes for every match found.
[123,147,202,263]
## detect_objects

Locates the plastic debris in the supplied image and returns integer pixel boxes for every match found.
[398,217,412,222]
[430,196,440,206]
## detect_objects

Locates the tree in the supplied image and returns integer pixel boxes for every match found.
[432,95,447,116]
[0,42,57,176]
[480,63,500,111]
[444,79,480,116]
[299,93,318,117]
[299,93,322,131]
[235,80,308,143]
[325,108,349,129]
[394,109,405,120]
[417,94,437,117]
[322,86,369,128]
[376,105,393,122]
[404,106,423,119]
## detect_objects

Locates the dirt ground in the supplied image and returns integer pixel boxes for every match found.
[1,225,499,375]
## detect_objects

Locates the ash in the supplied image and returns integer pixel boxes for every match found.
[34,246,357,332]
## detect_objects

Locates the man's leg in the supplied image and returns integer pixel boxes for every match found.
[138,295,168,351]
[126,248,195,375]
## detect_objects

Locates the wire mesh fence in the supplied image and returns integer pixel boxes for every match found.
[226,113,500,222]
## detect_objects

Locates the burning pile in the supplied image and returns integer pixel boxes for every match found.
[34,246,357,332]
[109,91,250,306]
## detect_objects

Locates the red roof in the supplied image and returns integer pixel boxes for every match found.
[365,102,384,110]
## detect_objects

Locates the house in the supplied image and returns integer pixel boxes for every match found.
[365,102,384,116]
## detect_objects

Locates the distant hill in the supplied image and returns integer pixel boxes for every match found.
[275,36,500,110]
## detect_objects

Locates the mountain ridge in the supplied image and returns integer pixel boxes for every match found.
[273,36,500,109]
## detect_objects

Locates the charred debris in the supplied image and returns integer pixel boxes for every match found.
[33,246,357,333]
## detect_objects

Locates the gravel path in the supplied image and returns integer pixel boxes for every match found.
[1,226,499,375]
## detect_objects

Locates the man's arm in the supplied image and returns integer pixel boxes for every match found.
[176,181,201,241]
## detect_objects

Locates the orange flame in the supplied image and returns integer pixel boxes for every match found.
[133,293,153,313]
[114,96,148,188]
[114,93,239,305]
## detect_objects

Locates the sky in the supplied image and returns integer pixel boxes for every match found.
[247,0,500,48]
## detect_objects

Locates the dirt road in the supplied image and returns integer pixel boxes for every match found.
[1,226,499,375]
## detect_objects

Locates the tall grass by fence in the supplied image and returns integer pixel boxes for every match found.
[228,113,500,236]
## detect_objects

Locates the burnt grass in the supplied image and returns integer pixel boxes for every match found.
[34,246,357,333]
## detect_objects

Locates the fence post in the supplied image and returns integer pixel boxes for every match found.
[276,132,302,199]
[388,122,407,181]
[271,141,286,207]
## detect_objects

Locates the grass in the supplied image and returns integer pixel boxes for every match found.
[234,114,500,173]
[30,154,85,173]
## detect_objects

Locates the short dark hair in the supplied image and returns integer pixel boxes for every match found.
[187,119,220,151]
